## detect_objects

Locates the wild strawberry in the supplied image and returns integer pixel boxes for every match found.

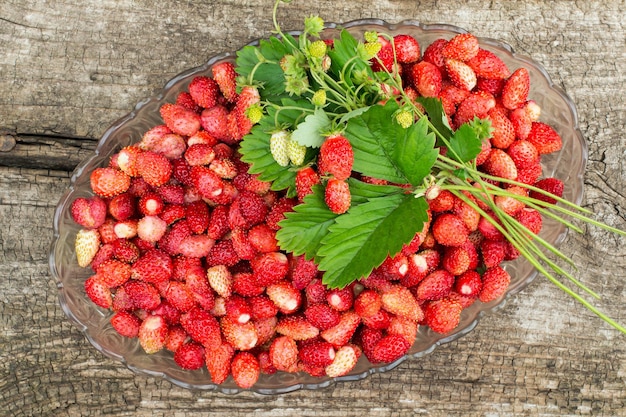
[465,49,510,79]
[180,307,222,347]
[237,190,269,226]
[516,161,543,185]
[269,335,299,372]
[509,106,533,140]
[200,105,232,142]
[206,205,230,240]
[526,122,563,154]
[115,145,142,177]
[251,251,289,287]
[164,324,188,352]
[96,259,131,288]
[400,253,429,287]
[159,103,201,137]
[255,316,278,346]
[275,315,319,341]
[304,278,328,304]
[320,311,361,347]
[371,36,394,72]
[146,133,187,160]
[289,254,318,290]
[123,280,160,310]
[135,215,167,243]
[188,76,219,109]
[232,85,260,140]
[452,194,480,232]
[445,58,477,91]
[480,239,507,269]
[162,281,194,312]
[476,77,505,97]
[248,295,279,320]
[380,285,422,321]
[136,192,163,217]
[175,91,201,113]
[325,344,359,378]
[442,33,479,61]
[131,249,173,284]
[90,167,131,197]
[205,239,238,267]
[224,295,252,324]
[190,165,224,200]
[530,177,564,205]
[299,340,336,368]
[178,234,214,258]
[361,308,392,330]
[269,130,290,167]
[454,90,496,127]
[325,287,353,312]
[507,140,539,169]
[304,303,341,330]
[295,167,320,201]
[266,281,302,314]
[229,228,256,261]
[325,178,351,214]
[232,272,265,297]
[156,183,185,205]
[231,352,260,389]
[220,316,258,351]
[205,342,235,384]
[209,158,238,179]
[389,314,419,344]
[378,253,409,280]
[432,213,469,247]
[173,342,205,370]
[442,246,471,276]
[427,188,455,212]
[368,334,411,364]
[247,223,279,253]
[482,148,518,180]
[416,269,455,301]
[91,243,116,271]
[501,67,530,110]
[318,134,354,180]
[454,270,482,298]
[184,143,215,167]
[477,212,505,241]
[515,207,543,235]
[71,196,107,229]
[393,34,421,63]
[353,289,382,319]
[139,124,171,150]
[110,311,141,338]
[424,298,463,333]
[479,265,511,302]
[212,61,237,102]
[75,229,101,267]
[495,185,527,216]
[438,82,470,116]
[487,106,515,149]
[84,275,112,308]
[138,315,168,354]
[422,38,447,70]
[136,151,172,188]
[112,219,138,240]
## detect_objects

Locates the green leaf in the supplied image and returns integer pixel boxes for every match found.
[447,122,483,163]
[338,106,371,125]
[317,193,430,288]
[290,108,331,148]
[327,30,373,87]
[276,185,338,261]
[345,101,438,185]
[415,96,453,142]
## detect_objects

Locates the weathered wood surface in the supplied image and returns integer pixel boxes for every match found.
[1,0,625,416]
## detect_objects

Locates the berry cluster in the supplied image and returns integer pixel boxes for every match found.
[70,30,566,389]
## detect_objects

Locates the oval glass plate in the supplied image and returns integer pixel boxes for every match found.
[50,20,587,394]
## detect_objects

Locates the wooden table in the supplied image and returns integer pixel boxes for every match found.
[2,1,625,415]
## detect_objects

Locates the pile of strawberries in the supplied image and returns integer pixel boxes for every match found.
[70,31,564,389]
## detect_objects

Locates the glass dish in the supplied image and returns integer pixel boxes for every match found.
[49,20,587,394]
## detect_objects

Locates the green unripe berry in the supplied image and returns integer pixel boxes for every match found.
[311,90,327,107]
[309,40,327,58]
[395,110,414,128]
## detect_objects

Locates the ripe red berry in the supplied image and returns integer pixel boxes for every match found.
[324,178,351,214]
[318,135,354,180]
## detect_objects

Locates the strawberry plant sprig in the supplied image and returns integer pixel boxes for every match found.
[237,0,626,334]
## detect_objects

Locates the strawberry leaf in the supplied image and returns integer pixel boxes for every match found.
[447,122,483,163]
[290,108,331,148]
[317,191,430,289]
[415,97,454,141]
[345,101,438,185]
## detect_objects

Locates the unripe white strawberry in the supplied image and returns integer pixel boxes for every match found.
[75,229,100,267]
[270,130,290,166]
[287,138,306,166]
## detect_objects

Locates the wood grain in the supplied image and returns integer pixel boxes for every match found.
[1,0,625,416]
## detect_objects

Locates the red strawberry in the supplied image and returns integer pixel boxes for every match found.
[84,275,112,308]
[70,196,107,229]
[159,103,201,137]
[200,105,233,142]
[163,281,195,312]
[476,77,505,97]
[387,315,418,345]
[137,192,164,217]
[466,49,510,79]
[224,295,252,324]
[452,194,480,232]
[501,67,530,110]
[371,36,394,72]
[136,151,172,187]
[393,34,420,63]
[326,287,354,312]
[494,185,527,216]
[266,281,302,314]
[318,135,354,180]
[380,285,423,321]
[231,85,260,140]
[138,315,168,354]
[221,316,258,351]
[530,177,564,204]
[324,178,351,214]
[378,253,409,280]
[299,340,336,368]
[432,213,469,247]
[164,324,188,352]
[526,122,563,154]
[212,61,238,102]
[325,344,359,377]
[123,280,161,310]
[269,335,299,372]
[247,223,279,253]
[480,239,507,269]
[254,315,278,346]
[110,311,142,338]
[304,303,341,330]
[368,334,411,364]
[190,165,225,200]
[424,298,463,333]
[442,33,479,61]
[231,352,260,389]
[479,266,511,302]
[248,295,279,320]
[180,307,222,347]
[295,167,320,201]
[445,58,477,91]
[188,76,219,109]
[251,251,289,287]
[441,246,471,276]
[409,61,442,98]
[507,140,539,169]
[320,311,361,347]
[453,270,483,298]
[477,212,505,241]
[75,229,101,268]
[515,207,543,235]
[276,315,319,340]
[178,234,215,258]
[207,205,230,240]
[209,158,238,179]
[116,145,142,177]
[304,278,328,304]
[416,268,456,301]
[206,239,239,267]
[353,289,382,319]
[289,254,318,290]
[482,148,518,180]
[90,167,131,197]
[131,249,173,284]
[509,106,533,140]
[97,259,131,288]
[237,191,269,226]
[175,91,201,113]
[91,243,116,271]
[422,38,448,70]
[438,82,470,115]
[174,342,206,370]
[360,308,392,330]
[205,342,235,384]
[232,272,265,297]
[454,90,496,127]
[487,106,515,149]
[136,215,168,243]
[184,143,216,166]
